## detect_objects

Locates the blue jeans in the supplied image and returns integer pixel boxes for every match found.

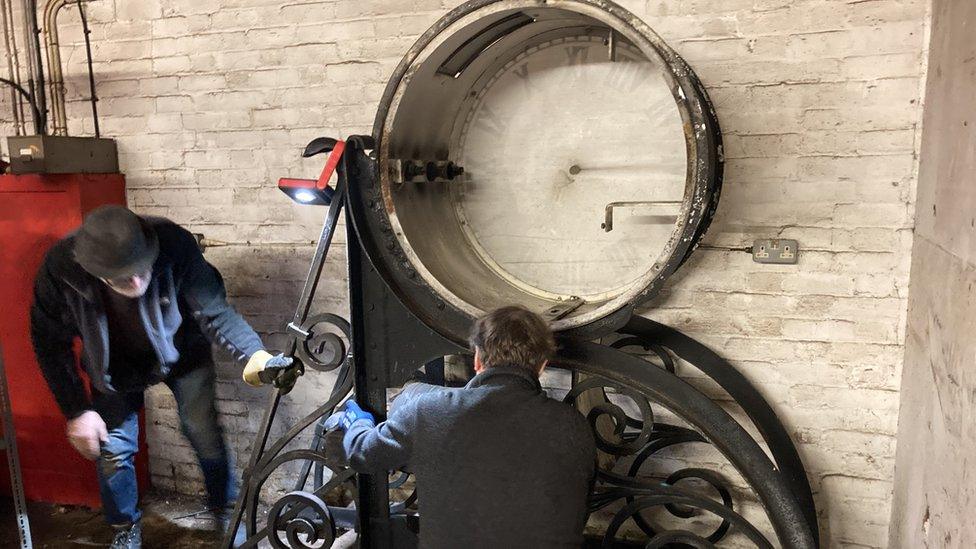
[94,365,236,526]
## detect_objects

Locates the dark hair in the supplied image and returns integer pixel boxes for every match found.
[468,306,556,375]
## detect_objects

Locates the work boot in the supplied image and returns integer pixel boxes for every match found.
[109,522,141,549]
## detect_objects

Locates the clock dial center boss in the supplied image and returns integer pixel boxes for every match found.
[365,0,722,343]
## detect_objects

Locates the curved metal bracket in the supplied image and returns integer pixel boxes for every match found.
[554,340,817,549]
[618,316,819,544]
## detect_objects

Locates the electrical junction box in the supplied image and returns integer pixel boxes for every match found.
[6,135,119,174]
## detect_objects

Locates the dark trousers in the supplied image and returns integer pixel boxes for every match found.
[93,365,236,526]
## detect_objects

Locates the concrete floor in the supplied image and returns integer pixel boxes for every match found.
[0,491,223,548]
[0,490,361,548]
[0,489,652,548]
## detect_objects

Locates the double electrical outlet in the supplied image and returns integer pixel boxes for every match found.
[752,239,798,264]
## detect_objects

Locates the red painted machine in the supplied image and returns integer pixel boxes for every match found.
[0,173,148,506]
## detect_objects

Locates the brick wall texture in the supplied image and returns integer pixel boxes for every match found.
[2,0,932,546]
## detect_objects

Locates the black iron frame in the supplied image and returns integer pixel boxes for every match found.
[223,137,819,549]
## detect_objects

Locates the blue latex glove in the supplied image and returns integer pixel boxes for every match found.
[323,400,376,432]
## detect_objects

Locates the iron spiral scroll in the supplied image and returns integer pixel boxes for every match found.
[227,315,820,548]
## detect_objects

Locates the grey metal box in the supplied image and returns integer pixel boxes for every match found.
[6,135,119,174]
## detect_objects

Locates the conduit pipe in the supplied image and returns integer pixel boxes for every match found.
[42,0,68,134]
[20,0,45,133]
[0,0,25,134]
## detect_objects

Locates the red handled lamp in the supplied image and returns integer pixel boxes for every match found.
[278,139,346,206]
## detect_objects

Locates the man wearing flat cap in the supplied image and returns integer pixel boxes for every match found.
[29,205,295,548]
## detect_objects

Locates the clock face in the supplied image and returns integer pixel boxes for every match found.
[370,2,721,338]
[454,35,687,301]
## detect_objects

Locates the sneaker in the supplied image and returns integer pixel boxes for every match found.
[109,522,141,549]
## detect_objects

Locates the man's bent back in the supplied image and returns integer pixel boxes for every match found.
[335,306,597,548]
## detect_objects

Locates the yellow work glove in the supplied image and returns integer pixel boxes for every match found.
[244,351,299,390]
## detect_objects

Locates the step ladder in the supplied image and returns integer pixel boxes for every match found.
[0,345,32,548]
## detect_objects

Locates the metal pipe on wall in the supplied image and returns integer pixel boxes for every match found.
[7,0,26,134]
[18,0,35,114]
[42,0,67,135]
[21,0,45,134]
[1,0,22,134]
[1,0,25,134]
[0,0,99,136]
[76,0,97,137]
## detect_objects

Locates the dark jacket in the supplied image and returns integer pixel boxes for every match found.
[344,366,597,549]
[30,216,264,418]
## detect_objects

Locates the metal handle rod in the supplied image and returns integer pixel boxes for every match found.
[286,177,349,355]
[222,389,281,549]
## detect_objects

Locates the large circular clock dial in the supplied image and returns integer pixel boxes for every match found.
[455,35,686,300]
[363,0,722,342]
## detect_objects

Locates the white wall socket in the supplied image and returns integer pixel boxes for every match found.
[752,239,799,264]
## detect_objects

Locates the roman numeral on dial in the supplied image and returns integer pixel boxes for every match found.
[471,104,510,138]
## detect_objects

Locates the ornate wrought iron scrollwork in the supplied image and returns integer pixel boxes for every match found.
[590,468,770,548]
[564,376,655,455]
[267,491,336,549]
[294,313,351,373]
[229,325,817,548]
[645,530,716,549]
[556,340,817,548]
[389,471,418,510]
[240,447,356,546]
[610,336,676,375]
[225,355,357,548]
[231,334,816,548]
[618,317,819,544]
[563,333,754,545]
[563,370,746,546]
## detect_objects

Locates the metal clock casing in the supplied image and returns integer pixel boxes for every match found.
[351,0,723,344]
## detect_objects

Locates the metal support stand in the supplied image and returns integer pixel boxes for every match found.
[344,137,461,548]
[222,137,352,549]
[347,207,460,549]
[0,345,32,549]
[225,136,819,548]
[224,137,458,549]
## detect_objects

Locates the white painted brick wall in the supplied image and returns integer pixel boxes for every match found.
[0,0,930,546]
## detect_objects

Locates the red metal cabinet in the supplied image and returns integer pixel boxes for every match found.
[0,173,148,506]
